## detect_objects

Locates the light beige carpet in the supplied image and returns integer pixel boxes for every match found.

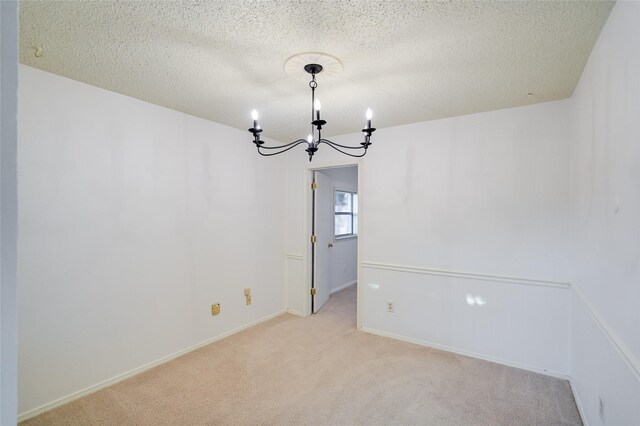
[22,284,581,425]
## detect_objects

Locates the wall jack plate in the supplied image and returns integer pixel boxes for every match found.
[211,303,221,316]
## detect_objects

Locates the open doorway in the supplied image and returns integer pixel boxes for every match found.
[309,165,358,316]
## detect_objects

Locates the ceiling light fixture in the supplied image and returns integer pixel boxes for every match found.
[249,63,375,162]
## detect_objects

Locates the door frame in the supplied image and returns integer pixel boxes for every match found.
[302,158,363,330]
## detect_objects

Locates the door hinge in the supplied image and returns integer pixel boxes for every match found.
[311,235,317,243]
[311,182,317,190]
[310,288,317,296]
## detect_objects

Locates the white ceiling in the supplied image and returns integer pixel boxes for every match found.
[19,1,614,142]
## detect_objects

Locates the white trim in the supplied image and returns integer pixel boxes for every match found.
[334,234,357,242]
[356,164,363,330]
[286,309,303,317]
[304,162,363,329]
[570,378,588,426]
[330,280,357,295]
[285,254,302,316]
[361,326,569,380]
[18,309,286,422]
[362,261,570,289]
[572,285,640,383]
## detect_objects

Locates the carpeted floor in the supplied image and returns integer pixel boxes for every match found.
[22,284,582,425]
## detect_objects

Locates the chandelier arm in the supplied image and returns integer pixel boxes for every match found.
[249,62,373,162]
[318,138,369,150]
[256,140,309,156]
[319,140,368,158]
[256,139,308,150]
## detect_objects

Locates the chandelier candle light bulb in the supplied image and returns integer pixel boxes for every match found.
[247,61,375,161]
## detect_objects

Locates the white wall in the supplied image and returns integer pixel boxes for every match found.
[18,4,640,422]
[568,1,640,424]
[17,65,287,418]
[1,1,19,424]
[320,166,358,293]
[286,99,572,375]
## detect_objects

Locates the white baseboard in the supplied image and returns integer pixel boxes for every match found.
[361,326,569,380]
[286,309,303,317]
[18,309,286,422]
[330,280,357,295]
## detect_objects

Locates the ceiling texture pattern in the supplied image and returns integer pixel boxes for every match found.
[20,1,614,142]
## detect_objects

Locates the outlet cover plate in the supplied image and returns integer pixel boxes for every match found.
[211,303,221,315]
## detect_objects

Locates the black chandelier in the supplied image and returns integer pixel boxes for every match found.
[248,63,375,162]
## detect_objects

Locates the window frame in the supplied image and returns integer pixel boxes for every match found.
[334,189,358,240]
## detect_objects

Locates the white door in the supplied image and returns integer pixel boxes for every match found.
[312,171,332,313]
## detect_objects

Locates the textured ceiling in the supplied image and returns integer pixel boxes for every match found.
[20,1,614,142]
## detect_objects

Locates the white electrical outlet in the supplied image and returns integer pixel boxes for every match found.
[387,302,394,313]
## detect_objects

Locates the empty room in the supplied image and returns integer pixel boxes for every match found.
[1,0,639,425]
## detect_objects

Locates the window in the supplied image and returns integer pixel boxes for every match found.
[334,190,358,238]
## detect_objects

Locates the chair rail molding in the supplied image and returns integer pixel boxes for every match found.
[362,261,570,289]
